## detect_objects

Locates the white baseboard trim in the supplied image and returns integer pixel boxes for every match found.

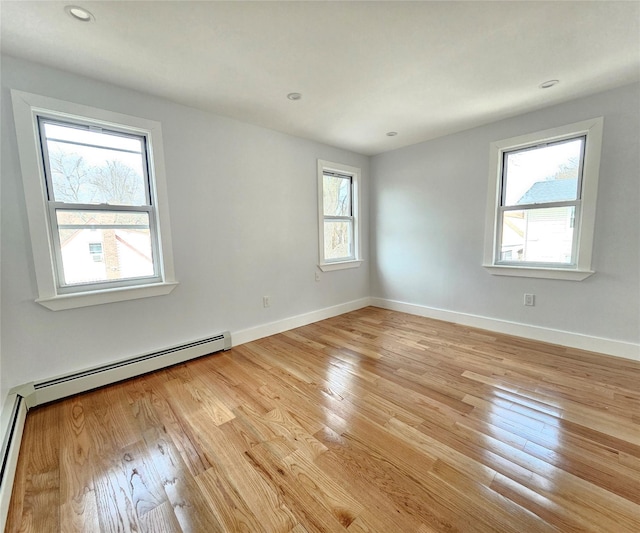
[232,297,373,347]
[0,394,28,529]
[370,297,640,361]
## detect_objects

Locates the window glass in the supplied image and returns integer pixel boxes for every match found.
[56,210,153,285]
[42,121,148,206]
[500,206,575,264]
[323,220,353,261]
[323,175,352,216]
[502,138,583,207]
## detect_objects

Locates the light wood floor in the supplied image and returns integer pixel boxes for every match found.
[6,307,640,532]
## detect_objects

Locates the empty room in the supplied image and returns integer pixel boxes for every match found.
[1,1,639,532]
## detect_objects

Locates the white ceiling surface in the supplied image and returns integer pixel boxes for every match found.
[1,1,639,155]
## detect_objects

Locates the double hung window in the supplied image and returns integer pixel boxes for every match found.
[12,90,177,309]
[317,160,362,271]
[484,118,603,280]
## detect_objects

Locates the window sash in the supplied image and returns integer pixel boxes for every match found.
[499,135,586,208]
[495,202,581,267]
[50,204,162,292]
[323,218,355,262]
[38,116,153,207]
[37,115,162,293]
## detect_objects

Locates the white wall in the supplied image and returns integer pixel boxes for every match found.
[0,55,370,397]
[371,83,640,346]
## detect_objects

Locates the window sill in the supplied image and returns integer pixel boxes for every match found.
[318,260,362,272]
[483,265,594,281]
[36,281,179,311]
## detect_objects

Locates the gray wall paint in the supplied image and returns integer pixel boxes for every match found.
[371,83,640,344]
[0,55,370,398]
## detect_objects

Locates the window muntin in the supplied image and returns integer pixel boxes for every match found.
[37,118,162,292]
[496,136,585,267]
[317,160,361,271]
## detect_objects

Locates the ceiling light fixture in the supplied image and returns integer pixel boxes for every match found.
[539,79,559,89]
[64,5,94,22]
[386,131,398,137]
[287,92,302,101]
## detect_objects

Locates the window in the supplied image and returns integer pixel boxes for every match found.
[317,160,362,271]
[11,90,177,310]
[88,243,103,262]
[483,118,603,280]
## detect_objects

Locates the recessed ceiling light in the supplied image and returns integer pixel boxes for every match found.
[386,131,398,137]
[287,93,302,101]
[64,5,94,22]
[539,79,559,89]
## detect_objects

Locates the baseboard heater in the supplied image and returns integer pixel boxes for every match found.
[0,395,24,486]
[0,394,28,528]
[25,331,232,407]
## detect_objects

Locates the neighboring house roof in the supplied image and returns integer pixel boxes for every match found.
[518,178,577,205]
[61,227,152,264]
[58,216,100,246]
[115,230,152,262]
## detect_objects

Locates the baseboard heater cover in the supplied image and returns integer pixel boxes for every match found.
[0,396,24,486]
[0,394,28,528]
[31,331,231,406]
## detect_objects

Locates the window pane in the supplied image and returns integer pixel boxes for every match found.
[43,121,148,206]
[324,220,353,261]
[503,138,583,207]
[323,175,351,216]
[56,210,155,285]
[500,206,575,264]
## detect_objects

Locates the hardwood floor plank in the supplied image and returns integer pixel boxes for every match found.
[143,376,214,478]
[138,501,182,533]
[59,490,100,533]
[194,465,269,533]
[141,424,225,532]
[58,397,100,533]
[244,444,355,533]
[7,404,61,533]
[188,412,298,532]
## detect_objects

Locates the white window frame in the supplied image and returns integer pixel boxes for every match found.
[483,117,603,281]
[317,160,362,271]
[11,90,178,310]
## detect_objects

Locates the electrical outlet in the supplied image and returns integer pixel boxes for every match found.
[315,272,321,282]
[524,293,535,306]
[263,296,270,308]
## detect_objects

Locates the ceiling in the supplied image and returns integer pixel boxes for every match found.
[2,1,639,155]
